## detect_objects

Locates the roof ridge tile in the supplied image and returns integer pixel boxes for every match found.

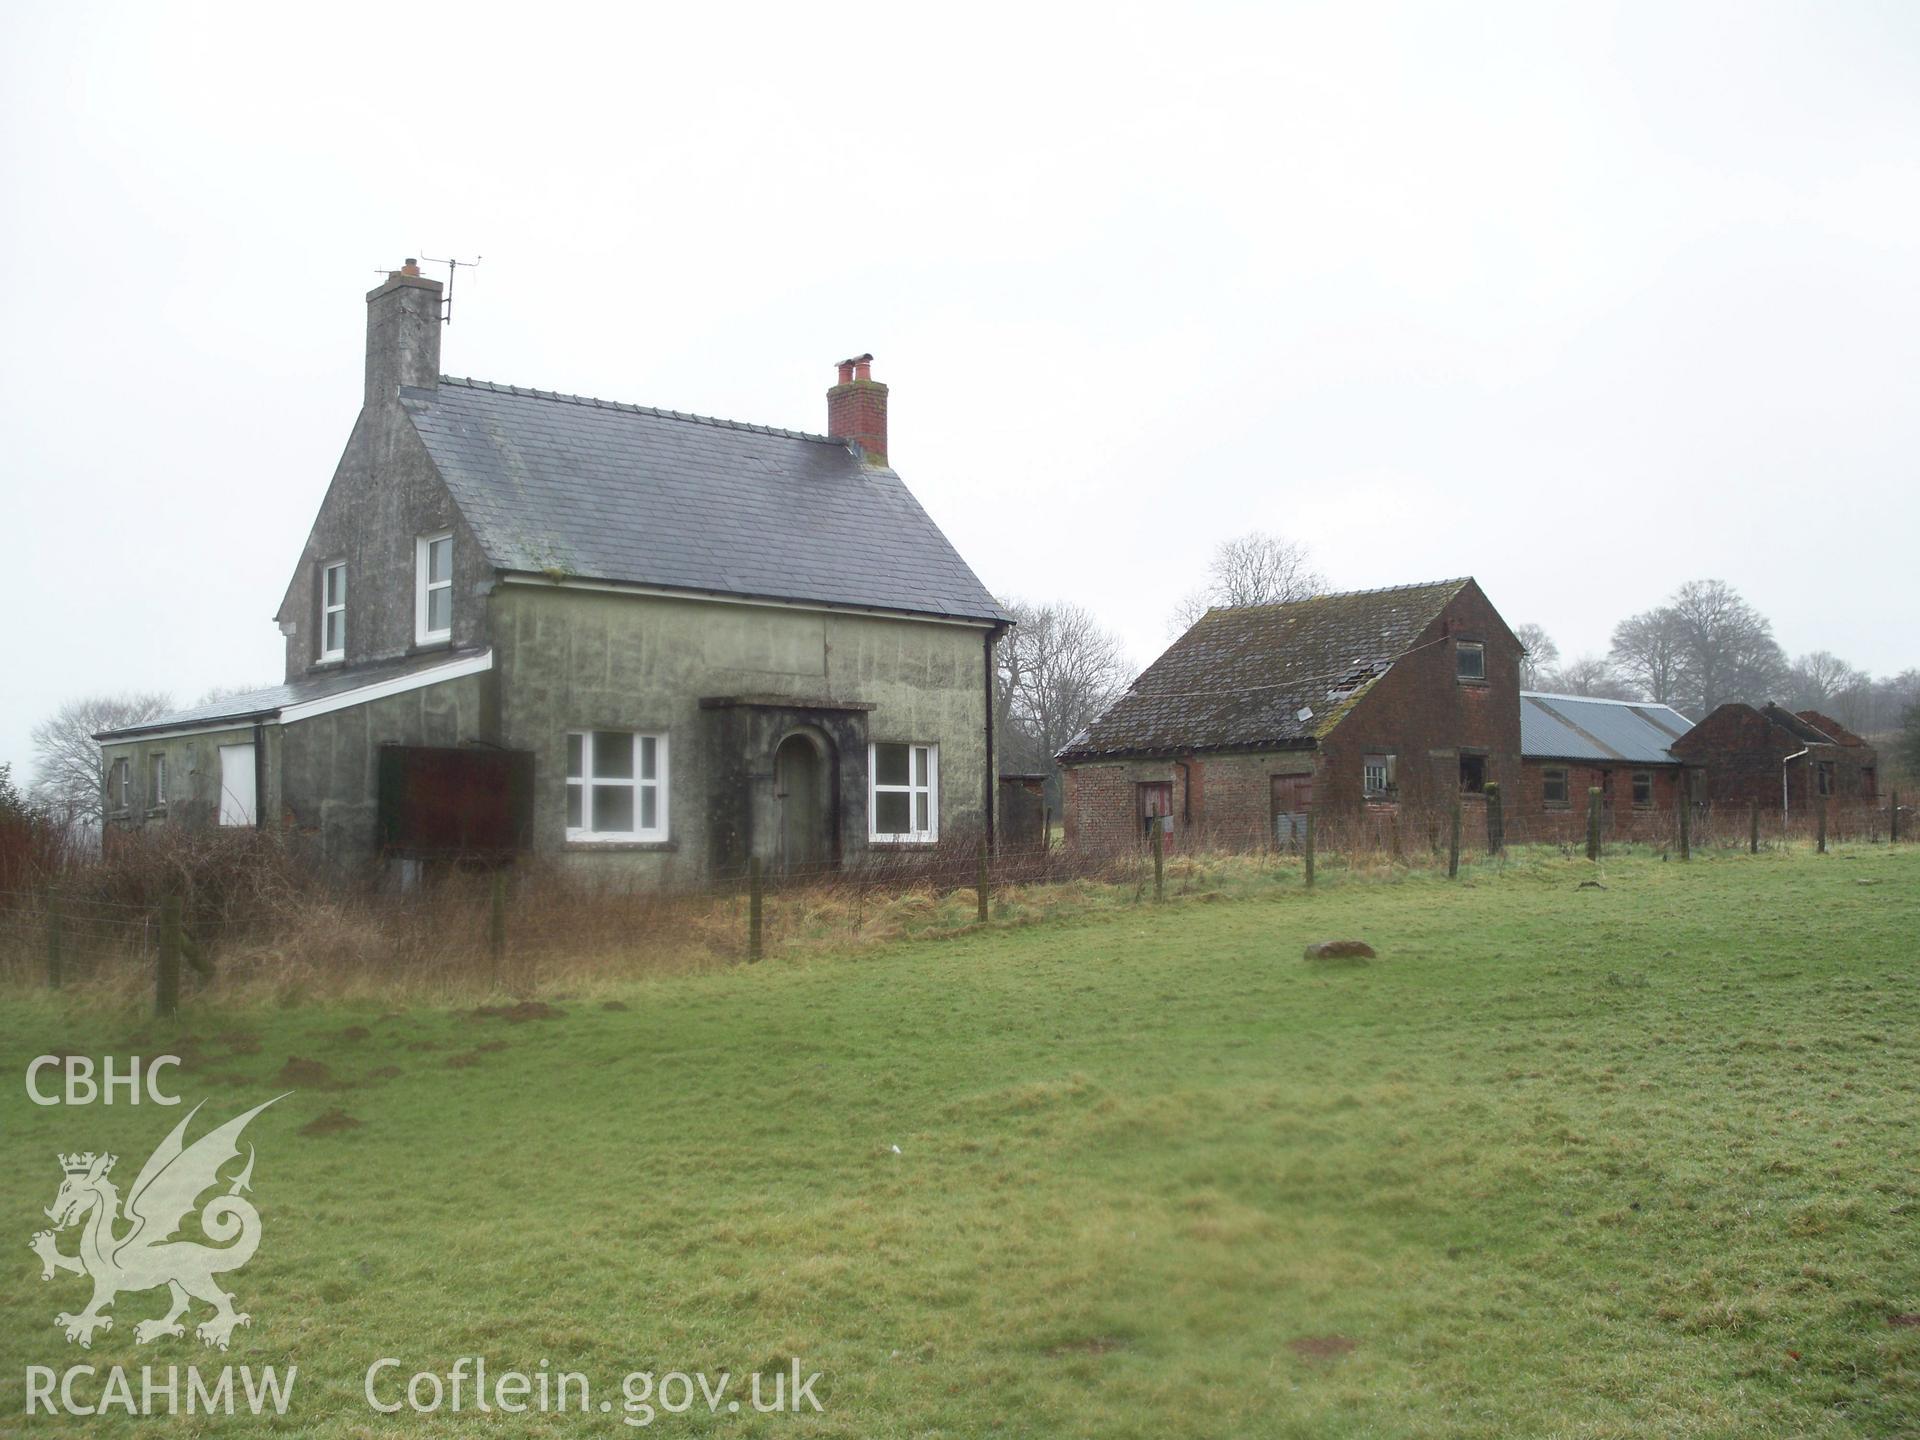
[434,375,839,444]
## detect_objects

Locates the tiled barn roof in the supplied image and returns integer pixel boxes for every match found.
[1059,579,1471,761]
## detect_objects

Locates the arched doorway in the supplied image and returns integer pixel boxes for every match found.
[774,731,832,875]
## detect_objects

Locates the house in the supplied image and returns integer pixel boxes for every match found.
[98,261,1009,883]
[1517,691,1700,839]
[1057,578,1522,850]
[1669,702,1879,818]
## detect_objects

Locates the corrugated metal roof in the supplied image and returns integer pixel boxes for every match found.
[1520,692,1694,764]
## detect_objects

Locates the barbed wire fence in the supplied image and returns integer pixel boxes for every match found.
[0,789,1908,1017]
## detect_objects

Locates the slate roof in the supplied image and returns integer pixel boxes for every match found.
[95,649,489,740]
[400,378,1007,624]
[1519,692,1694,764]
[1059,579,1470,761]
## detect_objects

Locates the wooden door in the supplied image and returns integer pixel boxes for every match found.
[1271,775,1313,846]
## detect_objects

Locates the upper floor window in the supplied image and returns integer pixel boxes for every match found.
[320,561,346,661]
[1455,641,1486,681]
[566,730,667,842]
[416,532,452,644]
[1362,752,1396,798]
[871,742,938,842]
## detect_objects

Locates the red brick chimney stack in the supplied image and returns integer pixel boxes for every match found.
[827,353,888,465]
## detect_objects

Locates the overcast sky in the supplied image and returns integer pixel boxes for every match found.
[2,2,1916,783]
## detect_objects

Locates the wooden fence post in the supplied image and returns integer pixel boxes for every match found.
[1678,785,1692,862]
[1485,783,1504,857]
[489,871,508,982]
[1151,821,1165,901]
[1749,799,1760,855]
[1586,787,1602,862]
[1817,793,1828,854]
[1892,789,1901,844]
[748,857,764,962]
[976,839,990,922]
[1302,812,1315,889]
[156,893,181,1019]
[46,887,63,990]
[1448,801,1461,879]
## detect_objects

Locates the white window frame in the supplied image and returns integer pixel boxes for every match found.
[415,532,453,644]
[565,730,669,842]
[869,741,938,843]
[320,560,347,661]
[111,757,130,814]
[1362,752,1396,798]
[148,753,167,811]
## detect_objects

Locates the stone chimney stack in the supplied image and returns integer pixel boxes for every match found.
[364,258,443,410]
[827,353,888,465]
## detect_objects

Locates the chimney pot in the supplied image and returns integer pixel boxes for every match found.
[826,353,888,465]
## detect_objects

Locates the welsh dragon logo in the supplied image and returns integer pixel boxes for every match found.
[29,1096,284,1350]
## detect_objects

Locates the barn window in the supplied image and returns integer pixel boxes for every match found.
[1362,753,1396,797]
[1542,767,1569,808]
[566,730,667,841]
[1817,761,1835,796]
[1631,771,1653,807]
[1458,753,1487,794]
[320,561,346,661]
[871,742,938,842]
[1456,641,1485,681]
[415,532,453,644]
[1136,780,1174,836]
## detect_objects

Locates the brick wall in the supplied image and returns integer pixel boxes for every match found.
[1061,750,1313,855]
[1515,759,1689,842]
[1672,704,1881,813]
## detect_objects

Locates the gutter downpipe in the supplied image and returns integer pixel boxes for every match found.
[984,622,1008,853]
[1782,746,1809,825]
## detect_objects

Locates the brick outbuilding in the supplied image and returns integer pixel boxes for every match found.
[1669,703,1879,819]
[1057,579,1522,852]
[1516,691,1701,841]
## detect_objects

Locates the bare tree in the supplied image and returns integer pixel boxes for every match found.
[996,600,1133,807]
[1664,579,1788,715]
[1783,651,1869,717]
[1543,655,1639,700]
[30,691,174,826]
[1513,623,1560,690]
[1609,607,1687,706]
[1171,531,1325,632]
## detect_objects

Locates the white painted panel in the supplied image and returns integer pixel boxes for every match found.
[219,744,256,826]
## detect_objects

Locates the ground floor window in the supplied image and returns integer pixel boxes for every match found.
[1816,761,1835,796]
[1542,766,1569,808]
[566,730,667,841]
[1862,766,1877,801]
[871,742,938,842]
[111,758,129,813]
[1136,779,1174,837]
[148,754,167,811]
[1459,752,1487,794]
[1362,752,1396,798]
[1631,770,1654,807]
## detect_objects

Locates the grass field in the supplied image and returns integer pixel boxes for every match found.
[2,845,1916,1437]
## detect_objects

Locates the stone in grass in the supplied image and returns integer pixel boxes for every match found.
[1304,940,1375,961]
